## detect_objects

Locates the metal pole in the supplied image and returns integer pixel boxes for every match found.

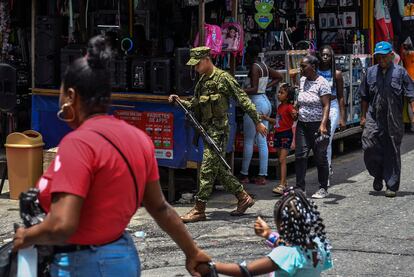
[31,0,36,89]
[129,0,133,37]
[199,0,205,46]
[230,0,238,76]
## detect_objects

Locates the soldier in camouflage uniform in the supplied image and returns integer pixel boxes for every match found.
[169,47,268,223]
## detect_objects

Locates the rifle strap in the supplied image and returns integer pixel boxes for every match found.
[90,130,139,211]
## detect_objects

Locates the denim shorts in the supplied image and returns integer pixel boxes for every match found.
[274,129,293,150]
[50,232,140,277]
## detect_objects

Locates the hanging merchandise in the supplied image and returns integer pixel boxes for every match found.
[254,0,274,29]
[221,22,244,56]
[374,0,394,43]
[194,24,223,57]
[0,0,11,62]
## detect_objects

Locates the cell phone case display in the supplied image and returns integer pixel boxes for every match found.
[335,54,372,124]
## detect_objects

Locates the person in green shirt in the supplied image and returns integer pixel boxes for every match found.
[169,46,267,223]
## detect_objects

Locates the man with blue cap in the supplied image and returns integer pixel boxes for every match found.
[359,41,414,197]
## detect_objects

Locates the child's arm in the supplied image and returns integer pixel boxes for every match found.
[261,114,276,124]
[290,106,298,121]
[208,257,279,276]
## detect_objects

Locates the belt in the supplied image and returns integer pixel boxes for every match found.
[53,235,122,254]
[53,244,92,254]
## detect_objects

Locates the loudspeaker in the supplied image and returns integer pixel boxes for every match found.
[175,48,196,96]
[60,45,85,80]
[130,58,149,91]
[151,58,171,94]
[35,16,62,88]
[110,56,129,91]
[0,64,16,112]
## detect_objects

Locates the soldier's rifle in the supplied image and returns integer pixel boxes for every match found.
[174,98,231,171]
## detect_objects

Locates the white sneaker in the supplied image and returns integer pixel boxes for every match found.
[312,188,328,199]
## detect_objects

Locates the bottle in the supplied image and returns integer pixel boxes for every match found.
[17,246,37,277]
[360,34,365,54]
[352,34,359,55]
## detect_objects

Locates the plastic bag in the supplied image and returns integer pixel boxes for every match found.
[0,241,17,277]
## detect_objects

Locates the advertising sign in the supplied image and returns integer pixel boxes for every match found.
[114,110,174,159]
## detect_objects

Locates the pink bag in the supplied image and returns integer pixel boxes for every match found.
[221,22,244,57]
[194,24,223,57]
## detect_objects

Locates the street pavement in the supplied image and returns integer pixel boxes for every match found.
[1,134,414,276]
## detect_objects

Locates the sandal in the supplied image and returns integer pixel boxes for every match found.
[272,183,288,195]
[255,176,267,186]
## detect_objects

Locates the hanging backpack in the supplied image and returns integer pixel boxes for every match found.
[221,22,244,57]
[194,24,223,57]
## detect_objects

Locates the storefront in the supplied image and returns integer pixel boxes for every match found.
[9,0,410,200]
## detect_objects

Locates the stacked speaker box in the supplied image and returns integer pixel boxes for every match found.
[130,58,149,91]
[150,58,171,94]
[110,56,129,91]
[60,45,85,80]
[0,64,16,112]
[35,16,62,88]
[174,48,196,96]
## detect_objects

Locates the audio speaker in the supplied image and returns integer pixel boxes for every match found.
[130,58,149,91]
[0,64,16,112]
[110,56,129,91]
[151,58,171,94]
[175,48,196,96]
[60,45,85,80]
[35,16,62,88]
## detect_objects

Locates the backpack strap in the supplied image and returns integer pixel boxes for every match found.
[90,130,139,210]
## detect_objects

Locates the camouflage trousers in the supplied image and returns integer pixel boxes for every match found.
[196,132,244,202]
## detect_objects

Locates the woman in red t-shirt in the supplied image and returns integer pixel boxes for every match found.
[261,83,297,195]
[12,35,210,276]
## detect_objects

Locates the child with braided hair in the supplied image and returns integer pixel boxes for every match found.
[197,187,333,276]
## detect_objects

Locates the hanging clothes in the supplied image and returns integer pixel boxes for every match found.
[375,0,394,43]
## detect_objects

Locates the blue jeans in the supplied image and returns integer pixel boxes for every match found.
[51,232,140,277]
[241,94,271,176]
[327,99,339,167]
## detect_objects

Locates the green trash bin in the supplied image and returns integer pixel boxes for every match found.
[4,130,44,200]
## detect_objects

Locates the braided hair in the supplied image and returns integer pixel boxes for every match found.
[317,45,337,90]
[273,187,331,261]
[62,35,112,114]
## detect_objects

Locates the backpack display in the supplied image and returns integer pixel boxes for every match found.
[194,24,223,57]
[221,22,244,57]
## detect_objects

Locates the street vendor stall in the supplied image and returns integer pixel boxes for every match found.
[28,0,378,199]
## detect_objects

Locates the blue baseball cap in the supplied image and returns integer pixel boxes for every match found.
[374,41,393,55]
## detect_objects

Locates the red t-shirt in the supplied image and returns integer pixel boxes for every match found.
[37,115,159,245]
[275,103,295,132]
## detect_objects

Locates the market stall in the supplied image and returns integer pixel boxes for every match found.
[28,0,400,199]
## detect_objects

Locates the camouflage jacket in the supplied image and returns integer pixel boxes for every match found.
[182,67,260,133]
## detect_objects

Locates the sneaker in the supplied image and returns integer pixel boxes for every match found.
[312,188,328,199]
[239,175,250,185]
[255,176,267,186]
[373,178,383,191]
[385,189,396,198]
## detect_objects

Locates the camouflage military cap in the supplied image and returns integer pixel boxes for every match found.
[186,46,211,66]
